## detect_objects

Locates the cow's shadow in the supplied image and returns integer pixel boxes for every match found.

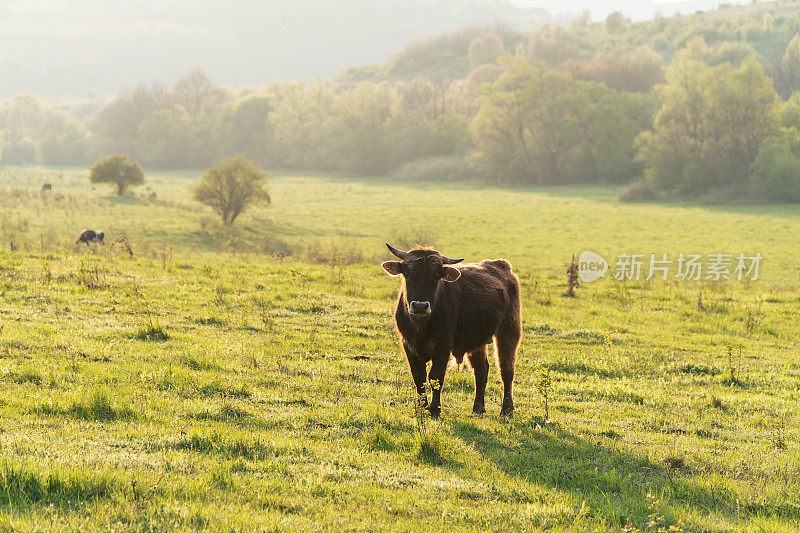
[448,418,797,529]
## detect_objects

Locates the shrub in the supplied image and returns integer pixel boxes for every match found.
[89,155,145,196]
[305,234,365,265]
[193,155,270,225]
[619,179,657,202]
[388,226,438,250]
[749,140,800,202]
[391,157,477,182]
[260,231,293,256]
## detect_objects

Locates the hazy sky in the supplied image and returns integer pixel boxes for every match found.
[508,0,754,20]
[1,0,544,97]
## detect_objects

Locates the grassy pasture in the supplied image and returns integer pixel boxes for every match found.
[0,167,799,531]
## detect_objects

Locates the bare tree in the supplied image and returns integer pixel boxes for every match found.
[92,84,168,156]
[174,69,221,120]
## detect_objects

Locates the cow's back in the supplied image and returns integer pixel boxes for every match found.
[447,259,519,354]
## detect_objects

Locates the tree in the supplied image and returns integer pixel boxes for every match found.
[568,47,664,93]
[707,41,759,68]
[749,128,800,202]
[173,69,221,121]
[780,34,800,97]
[92,84,168,158]
[637,56,776,196]
[323,83,394,174]
[270,81,335,170]
[193,155,270,225]
[89,155,145,195]
[604,12,626,34]
[468,33,504,69]
[40,121,91,166]
[136,109,195,168]
[40,131,65,165]
[470,58,651,185]
[528,27,582,67]
[0,93,44,165]
[218,95,273,166]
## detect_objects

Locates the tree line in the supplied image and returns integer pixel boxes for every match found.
[5,5,800,202]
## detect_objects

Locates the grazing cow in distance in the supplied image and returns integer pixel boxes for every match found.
[41,183,52,197]
[382,243,521,418]
[76,229,105,246]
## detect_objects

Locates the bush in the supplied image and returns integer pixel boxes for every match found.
[89,155,145,196]
[619,179,657,202]
[193,155,270,225]
[749,141,800,203]
[388,226,438,250]
[305,234,365,265]
[391,157,477,182]
[259,232,293,256]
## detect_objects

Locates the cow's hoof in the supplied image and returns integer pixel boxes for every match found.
[427,405,441,419]
[500,400,514,418]
[472,403,485,415]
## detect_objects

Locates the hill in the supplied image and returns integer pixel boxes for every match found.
[340,0,800,82]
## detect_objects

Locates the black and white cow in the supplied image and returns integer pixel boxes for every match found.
[76,229,105,246]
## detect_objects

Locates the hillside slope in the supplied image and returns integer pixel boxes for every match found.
[340,0,800,83]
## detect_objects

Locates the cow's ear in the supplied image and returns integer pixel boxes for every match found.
[443,266,461,282]
[381,261,403,276]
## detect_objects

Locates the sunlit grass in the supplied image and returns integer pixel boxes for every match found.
[0,167,798,530]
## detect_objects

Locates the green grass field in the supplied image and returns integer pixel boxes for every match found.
[1,167,799,531]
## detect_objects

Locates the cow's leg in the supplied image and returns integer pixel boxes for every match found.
[404,343,427,407]
[427,351,449,418]
[495,320,521,417]
[468,345,489,415]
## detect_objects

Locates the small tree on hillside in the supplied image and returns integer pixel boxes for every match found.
[193,155,270,226]
[468,33,504,69]
[89,155,145,195]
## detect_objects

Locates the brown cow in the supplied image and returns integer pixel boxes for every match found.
[382,243,521,418]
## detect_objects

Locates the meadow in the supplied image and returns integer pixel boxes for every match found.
[0,167,799,531]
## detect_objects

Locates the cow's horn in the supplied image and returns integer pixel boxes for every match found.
[441,254,464,265]
[386,243,408,260]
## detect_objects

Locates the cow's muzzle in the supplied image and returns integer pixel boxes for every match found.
[409,301,431,317]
